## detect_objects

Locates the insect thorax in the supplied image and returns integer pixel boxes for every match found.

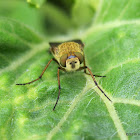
[53,42,84,62]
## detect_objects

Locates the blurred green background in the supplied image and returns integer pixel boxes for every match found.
[0,0,96,36]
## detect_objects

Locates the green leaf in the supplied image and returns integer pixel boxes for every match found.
[72,0,95,27]
[0,0,45,34]
[27,0,45,8]
[0,0,140,140]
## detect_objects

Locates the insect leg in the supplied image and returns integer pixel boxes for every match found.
[16,58,55,85]
[86,66,111,102]
[93,75,106,77]
[53,67,61,110]
[83,57,105,77]
[78,66,106,77]
[83,56,87,74]
[85,73,106,77]
[79,66,112,102]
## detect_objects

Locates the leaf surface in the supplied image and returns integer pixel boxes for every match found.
[0,1,140,140]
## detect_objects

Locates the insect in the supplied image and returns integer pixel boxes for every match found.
[16,40,111,110]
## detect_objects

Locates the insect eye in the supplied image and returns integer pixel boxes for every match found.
[74,52,84,64]
[60,54,68,67]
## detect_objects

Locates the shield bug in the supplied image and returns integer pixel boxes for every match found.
[16,40,111,110]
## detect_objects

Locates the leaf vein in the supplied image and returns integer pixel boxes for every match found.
[87,81,128,140]
[113,98,140,106]
[85,19,140,38]
[0,42,48,74]
[46,83,92,140]
[93,0,103,23]
[102,58,140,75]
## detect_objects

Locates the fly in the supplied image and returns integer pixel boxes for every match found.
[16,40,112,110]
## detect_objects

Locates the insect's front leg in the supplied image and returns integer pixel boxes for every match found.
[16,58,55,85]
[83,57,105,77]
[83,56,87,74]
[78,66,106,77]
[53,67,64,110]
[78,66,112,102]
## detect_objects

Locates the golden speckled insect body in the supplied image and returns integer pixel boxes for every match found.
[50,40,84,71]
[16,40,111,110]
